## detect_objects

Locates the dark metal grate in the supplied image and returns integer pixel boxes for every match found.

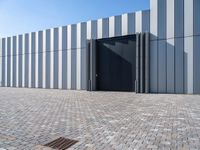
[44,137,78,150]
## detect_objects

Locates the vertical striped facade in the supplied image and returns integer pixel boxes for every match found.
[0,10,150,90]
[150,0,200,94]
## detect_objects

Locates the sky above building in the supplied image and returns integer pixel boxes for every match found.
[0,0,149,37]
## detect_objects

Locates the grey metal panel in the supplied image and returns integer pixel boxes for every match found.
[0,39,2,86]
[24,34,29,87]
[12,36,17,87]
[71,50,77,90]
[31,33,36,88]
[18,35,23,87]
[194,0,200,35]
[38,31,43,88]
[103,18,109,38]
[193,35,200,94]
[122,14,128,35]
[136,34,140,93]
[150,40,158,93]
[53,28,59,89]
[140,34,144,93]
[128,13,135,34]
[114,15,122,36]
[62,26,67,89]
[7,37,11,87]
[2,38,5,86]
[158,0,166,39]
[184,0,193,37]
[158,40,166,93]
[150,0,158,40]
[142,10,150,32]
[167,39,175,93]
[28,33,32,88]
[80,23,87,90]
[184,36,193,94]
[45,29,50,88]
[175,38,184,93]
[166,0,174,39]
[174,0,184,38]
[145,33,150,93]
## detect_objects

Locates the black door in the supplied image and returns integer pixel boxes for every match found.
[96,35,136,91]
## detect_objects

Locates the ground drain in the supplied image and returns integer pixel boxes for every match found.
[44,137,78,150]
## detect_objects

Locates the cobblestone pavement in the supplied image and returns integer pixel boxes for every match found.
[0,87,200,150]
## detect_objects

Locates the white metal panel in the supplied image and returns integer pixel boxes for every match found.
[28,33,32,88]
[62,26,67,89]
[142,10,150,32]
[122,14,128,35]
[167,0,174,39]
[10,37,13,87]
[58,27,62,89]
[109,16,115,37]
[167,39,175,93]
[77,23,81,90]
[150,0,158,40]
[7,37,11,87]
[184,0,193,37]
[150,40,158,92]
[67,25,72,89]
[175,38,184,93]
[16,36,19,87]
[87,20,97,39]
[53,28,59,89]
[50,28,54,89]
[42,30,46,88]
[158,0,166,39]
[45,30,50,88]
[174,0,184,37]
[184,36,193,94]
[135,11,142,33]
[35,32,39,88]
[158,40,166,93]
[21,35,25,87]
[194,0,200,35]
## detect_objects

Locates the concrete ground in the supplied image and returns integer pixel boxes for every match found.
[0,87,200,150]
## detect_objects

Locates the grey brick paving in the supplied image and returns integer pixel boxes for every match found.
[0,87,200,150]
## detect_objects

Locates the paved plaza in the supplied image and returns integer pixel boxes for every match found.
[0,87,200,150]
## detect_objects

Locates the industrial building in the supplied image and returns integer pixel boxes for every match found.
[0,0,200,94]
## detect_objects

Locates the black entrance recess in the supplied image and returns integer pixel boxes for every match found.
[87,33,150,93]
[96,35,136,91]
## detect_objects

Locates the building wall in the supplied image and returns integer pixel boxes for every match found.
[150,0,200,94]
[0,10,150,90]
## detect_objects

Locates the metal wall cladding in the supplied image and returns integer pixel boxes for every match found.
[0,11,150,90]
[150,0,200,94]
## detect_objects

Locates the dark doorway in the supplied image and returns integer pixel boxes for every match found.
[96,35,136,91]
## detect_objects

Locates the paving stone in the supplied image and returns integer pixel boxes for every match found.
[0,87,200,149]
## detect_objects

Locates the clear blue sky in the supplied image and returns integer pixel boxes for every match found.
[0,0,149,37]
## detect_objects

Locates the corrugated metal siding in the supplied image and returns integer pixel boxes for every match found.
[0,11,150,90]
[150,0,200,94]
